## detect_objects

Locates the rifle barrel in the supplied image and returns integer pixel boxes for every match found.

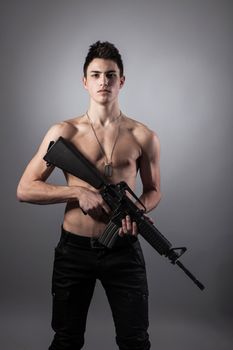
[176,260,205,290]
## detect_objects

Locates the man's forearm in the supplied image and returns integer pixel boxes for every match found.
[136,189,161,213]
[17,180,81,205]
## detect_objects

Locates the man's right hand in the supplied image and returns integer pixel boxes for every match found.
[77,187,111,218]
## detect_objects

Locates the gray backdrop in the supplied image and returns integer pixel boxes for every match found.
[1,0,233,349]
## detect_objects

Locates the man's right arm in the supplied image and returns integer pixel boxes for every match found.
[16,123,110,214]
[17,123,79,204]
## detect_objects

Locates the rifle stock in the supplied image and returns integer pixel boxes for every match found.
[44,137,106,189]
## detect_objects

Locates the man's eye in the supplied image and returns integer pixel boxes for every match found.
[107,73,116,79]
[91,74,99,78]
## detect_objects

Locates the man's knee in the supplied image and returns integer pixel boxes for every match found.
[116,331,151,350]
[49,332,84,350]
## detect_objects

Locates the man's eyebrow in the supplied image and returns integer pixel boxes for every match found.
[90,70,117,73]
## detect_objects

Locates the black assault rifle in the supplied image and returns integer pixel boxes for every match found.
[44,137,205,291]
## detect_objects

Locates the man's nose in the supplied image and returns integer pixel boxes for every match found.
[99,74,109,86]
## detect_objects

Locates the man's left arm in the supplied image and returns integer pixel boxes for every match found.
[136,131,161,212]
[120,130,161,236]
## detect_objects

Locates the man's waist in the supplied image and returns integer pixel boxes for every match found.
[60,226,138,250]
[63,209,109,236]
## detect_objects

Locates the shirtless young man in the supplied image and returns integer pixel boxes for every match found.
[17,41,161,350]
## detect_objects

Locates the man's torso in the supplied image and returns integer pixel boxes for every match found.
[60,114,149,236]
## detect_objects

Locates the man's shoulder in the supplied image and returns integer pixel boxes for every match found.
[123,114,158,146]
[47,115,85,140]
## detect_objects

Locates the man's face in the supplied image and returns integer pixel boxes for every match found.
[83,58,125,105]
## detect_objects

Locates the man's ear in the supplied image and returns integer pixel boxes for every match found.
[120,75,125,89]
[82,76,88,90]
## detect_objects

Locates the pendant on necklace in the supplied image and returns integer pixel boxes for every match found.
[104,163,113,177]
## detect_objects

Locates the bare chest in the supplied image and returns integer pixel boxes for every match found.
[70,127,141,178]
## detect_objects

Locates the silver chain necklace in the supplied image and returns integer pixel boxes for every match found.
[86,111,122,177]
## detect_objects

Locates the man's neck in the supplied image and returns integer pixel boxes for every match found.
[87,102,121,127]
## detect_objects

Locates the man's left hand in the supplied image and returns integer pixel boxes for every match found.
[118,215,137,236]
[118,214,154,237]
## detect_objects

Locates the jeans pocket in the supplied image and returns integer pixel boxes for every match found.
[131,245,146,267]
[51,289,70,331]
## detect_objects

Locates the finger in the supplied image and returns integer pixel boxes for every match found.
[102,202,111,214]
[126,215,132,231]
[121,218,127,234]
[132,221,138,236]
[118,227,123,237]
[80,208,87,215]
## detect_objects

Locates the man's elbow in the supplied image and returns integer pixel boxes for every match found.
[16,182,30,202]
[157,189,162,202]
[154,189,162,208]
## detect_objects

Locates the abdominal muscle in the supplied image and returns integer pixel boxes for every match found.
[63,203,108,237]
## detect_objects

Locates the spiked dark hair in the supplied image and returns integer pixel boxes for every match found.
[83,41,124,77]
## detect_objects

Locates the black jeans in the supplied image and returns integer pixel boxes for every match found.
[49,227,151,350]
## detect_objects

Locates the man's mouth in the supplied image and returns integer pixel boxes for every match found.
[98,89,110,93]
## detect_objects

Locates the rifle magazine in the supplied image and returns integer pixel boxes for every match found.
[98,221,120,248]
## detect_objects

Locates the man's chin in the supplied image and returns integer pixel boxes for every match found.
[95,97,113,105]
